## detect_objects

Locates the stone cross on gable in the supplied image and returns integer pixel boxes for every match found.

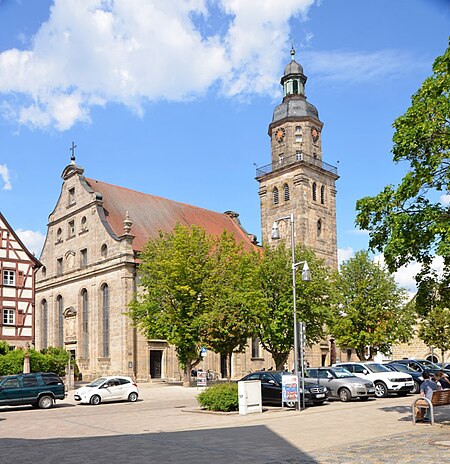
[70,141,77,162]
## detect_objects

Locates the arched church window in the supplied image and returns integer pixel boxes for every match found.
[317,219,322,238]
[293,80,299,94]
[284,184,290,201]
[81,216,87,231]
[295,126,302,143]
[41,266,46,277]
[56,228,62,243]
[42,299,48,349]
[273,187,279,205]
[321,185,325,204]
[57,295,64,347]
[101,244,108,258]
[101,284,110,358]
[312,182,317,201]
[81,289,89,359]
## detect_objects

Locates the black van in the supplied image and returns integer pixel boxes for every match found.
[0,372,66,409]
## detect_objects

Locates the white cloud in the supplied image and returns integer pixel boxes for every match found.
[0,0,315,130]
[440,194,450,205]
[347,228,369,236]
[16,229,46,257]
[0,164,12,190]
[338,246,354,266]
[374,254,445,294]
[303,49,424,84]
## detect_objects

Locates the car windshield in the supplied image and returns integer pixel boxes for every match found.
[365,363,390,373]
[420,360,441,369]
[87,377,107,387]
[392,363,414,373]
[332,368,355,378]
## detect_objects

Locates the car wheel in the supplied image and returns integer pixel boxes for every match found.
[38,395,53,409]
[338,387,352,402]
[128,392,138,402]
[90,394,101,405]
[374,381,388,398]
[410,380,420,394]
[285,401,296,408]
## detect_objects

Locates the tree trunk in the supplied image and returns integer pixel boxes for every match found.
[273,352,289,371]
[442,349,445,369]
[227,352,233,382]
[183,360,192,387]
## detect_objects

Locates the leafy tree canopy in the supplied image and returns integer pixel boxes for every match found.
[256,243,334,370]
[129,224,212,384]
[199,232,261,380]
[356,40,450,278]
[330,250,414,360]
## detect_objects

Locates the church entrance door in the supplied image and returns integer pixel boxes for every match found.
[150,350,163,379]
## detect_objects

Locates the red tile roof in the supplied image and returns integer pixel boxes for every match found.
[85,178,257,252]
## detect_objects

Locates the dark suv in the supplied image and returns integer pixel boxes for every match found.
[0,372,66,409]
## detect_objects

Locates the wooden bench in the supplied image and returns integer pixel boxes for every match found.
[411,389,450,425]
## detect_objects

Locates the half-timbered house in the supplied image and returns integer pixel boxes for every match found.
[0,212,41,349]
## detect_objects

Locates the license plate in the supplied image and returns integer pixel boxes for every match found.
[368,389,375,393]
[405,382,413,386]
[316,393,326,398]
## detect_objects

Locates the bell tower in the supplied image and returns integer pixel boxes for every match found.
[257,48,339,268]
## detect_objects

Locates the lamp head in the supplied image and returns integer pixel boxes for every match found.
[301,262,311,281]
[271,222,280,240]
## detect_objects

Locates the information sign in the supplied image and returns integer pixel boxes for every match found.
[281,374,298,404]
[197,370,207,387]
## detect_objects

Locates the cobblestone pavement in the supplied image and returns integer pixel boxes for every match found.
[1,383,450,464]
[308,426,450,464]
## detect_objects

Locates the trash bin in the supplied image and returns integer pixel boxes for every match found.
[238,380,262,415]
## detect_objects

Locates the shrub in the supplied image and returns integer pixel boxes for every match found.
[197,383,238,412]
[0,346,70,376]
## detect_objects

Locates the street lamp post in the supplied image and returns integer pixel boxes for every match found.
[271,213,310,411]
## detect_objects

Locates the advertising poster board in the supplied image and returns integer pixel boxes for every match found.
[197,370,207,387]
[282,374,298,404]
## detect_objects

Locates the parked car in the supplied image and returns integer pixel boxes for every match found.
[0,372,66,409]
[74,376,139,405]
[305,367,375,402]
[334,362,414,398]
[239,371,328,407]
[388,359,450,378]
[383,362,423,394]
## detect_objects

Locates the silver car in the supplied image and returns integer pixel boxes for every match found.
[305,367,375,402]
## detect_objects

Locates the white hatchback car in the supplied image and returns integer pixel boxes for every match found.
[74,376,139,405]
[334,362,414,398]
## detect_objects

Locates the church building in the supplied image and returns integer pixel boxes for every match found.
[35,49,341,380]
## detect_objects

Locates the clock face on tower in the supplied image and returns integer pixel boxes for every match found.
[311,127,320,142]
[274,127,286,142]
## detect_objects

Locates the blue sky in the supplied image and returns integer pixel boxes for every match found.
[0,0,449,292]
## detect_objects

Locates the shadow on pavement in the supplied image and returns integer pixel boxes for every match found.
[0,425,319,464]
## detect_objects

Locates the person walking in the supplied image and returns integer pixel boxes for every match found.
[415,371,438,422]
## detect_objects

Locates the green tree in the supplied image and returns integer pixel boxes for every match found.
[0,340,11,355]
[330,250,414,360]
[415,270,450,366]
[128,224,213,386]
[356,40,450,278]
[256,243,333,370]
[199,232,261,381]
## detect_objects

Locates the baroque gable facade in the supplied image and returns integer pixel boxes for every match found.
[34,161,262,381]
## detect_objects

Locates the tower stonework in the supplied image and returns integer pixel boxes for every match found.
[257,48,339,268]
